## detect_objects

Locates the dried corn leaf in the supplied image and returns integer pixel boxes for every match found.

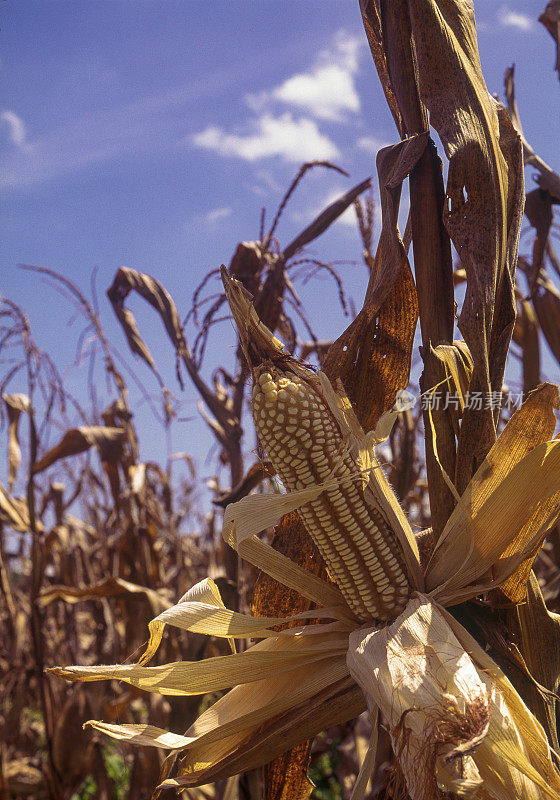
[504,66,560,202]
[0,483,33,532]
[84,722,194,749]
[283,178,371,260]
[76,651,358,789]
[51,627,350,696]
[2,393,31,491]
[213,460,275,508]
[428,382,559,595]
[32,426,125,474]
[140,576,339,666]
[323,135,425,432]
[359,0,404,136]
[38,576,172,615]
[160,676,365,792]
[533,271,560,366]
[406,0,524,487]
[516,572,560,750]
[428,341,474,437]
[107,266,185,392]
[427,436,560,603]
[540,1,560,80]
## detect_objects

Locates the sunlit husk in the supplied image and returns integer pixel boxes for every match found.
[347,596,560,800]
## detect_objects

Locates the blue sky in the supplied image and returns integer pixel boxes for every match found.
[1,1,558,490]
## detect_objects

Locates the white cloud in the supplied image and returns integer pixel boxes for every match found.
[497,6,534,31]
[204,207,232,223]
[191,113,339,163]
[268,64,359,122]
[357,135,392,155]
[1,110,27,147]
[246,30,363,122]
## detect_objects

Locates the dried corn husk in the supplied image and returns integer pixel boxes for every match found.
[347,596,560,800]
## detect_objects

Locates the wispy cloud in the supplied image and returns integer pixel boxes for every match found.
[1,110,28,148]
[246,31,362,122]
[0,66,249,189]
[191,113,339,163]
[497,6,534,31]
[204,207,232,224]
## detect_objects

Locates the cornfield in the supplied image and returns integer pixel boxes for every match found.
[3,2,560,799]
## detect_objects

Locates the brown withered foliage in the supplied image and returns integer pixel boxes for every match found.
[0,169,375,800]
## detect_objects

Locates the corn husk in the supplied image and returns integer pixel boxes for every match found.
[347,596,560,800]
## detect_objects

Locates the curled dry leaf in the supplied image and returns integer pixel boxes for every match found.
[426,383,560,602]
[0,482,41,533]
[323,135,425,432]
[2,393,31,492]
[38,575,173,616]
[283,178,372,260]
[540,0,560,80]
[504,66,560,202]
[32,426,125,474]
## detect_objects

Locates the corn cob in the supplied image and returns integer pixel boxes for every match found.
[252,362,411,622]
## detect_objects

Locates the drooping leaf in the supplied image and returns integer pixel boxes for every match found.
[32,426,125,474]
[38,576,173,616]
[160,675,365,792]
[322,135,425,432]
[107,267,185,386]
[426,385,560,601]
[540,1,560,81]
[2,393,31,491]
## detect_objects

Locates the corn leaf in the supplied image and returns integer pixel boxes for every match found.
[540,1,560,81]
[141,578,342,666]
[427,384,560,597]
[38,576,172,615]
[160,675,364,791]
[516,572,560,750]
[322,135,425,433]
[32,426,125,474]
[2,393,31,491]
